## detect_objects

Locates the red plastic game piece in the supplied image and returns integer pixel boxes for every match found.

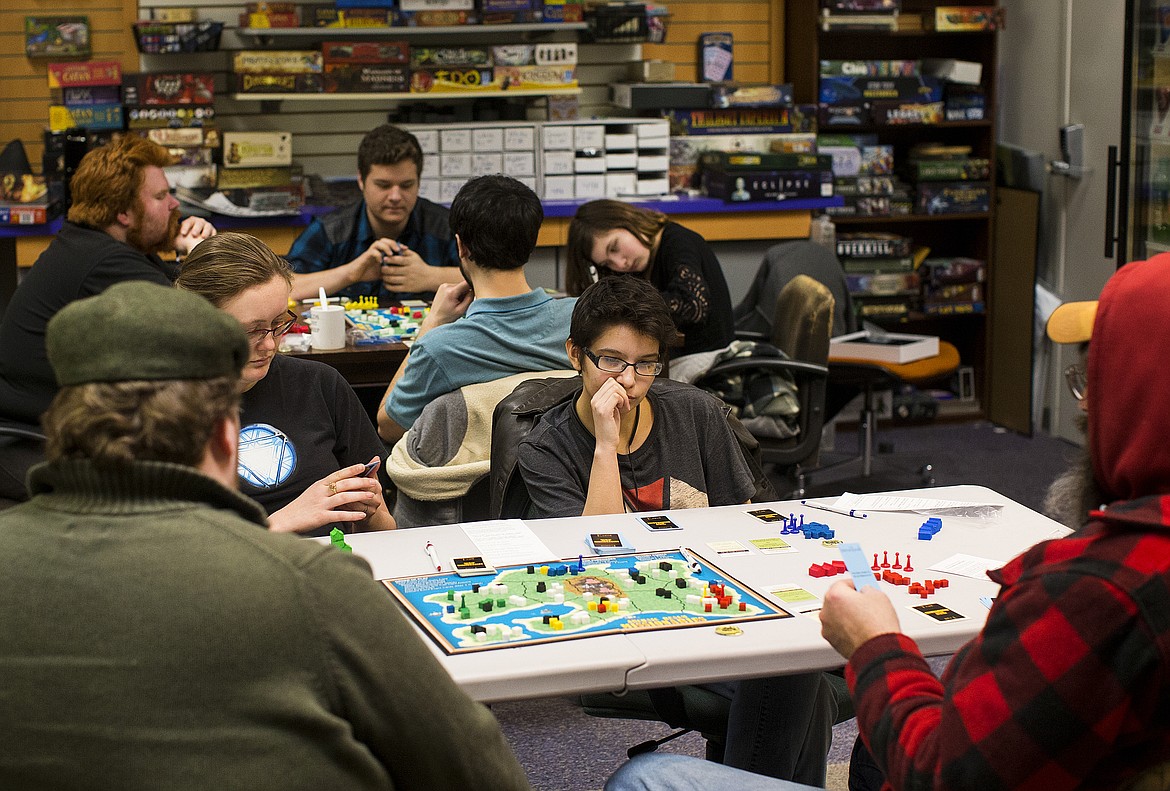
[893,552,901,569]
[809,564,827,578]
[903,554,914,572]
[872,553,880,571]
[881,551,890,568]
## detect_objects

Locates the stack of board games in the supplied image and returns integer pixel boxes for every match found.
[409,46,494,93]
[122,72,219,190]
[233,50,323,95]
[818,133,911,217]
[698,151,833,202]
[928,6,1005,32]
[322,41,410,93]
[492,42,577,91]
[818,57,944,129]
[47,61,123,134]
[217,132,302,213]
[919,257,986,315]
[819,0,900,32]
[921,58,986,121]
[0,172,57,226]
[665,105,816,193]
[908,143,991,216]
[836,232,920,320]
[240,2,301,27]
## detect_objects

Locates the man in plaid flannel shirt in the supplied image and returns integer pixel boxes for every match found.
[606,254,1170,790]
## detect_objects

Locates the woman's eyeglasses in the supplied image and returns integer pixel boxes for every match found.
[245,310,297,345]
[583,347,663,377]
[1064,363,1086,402]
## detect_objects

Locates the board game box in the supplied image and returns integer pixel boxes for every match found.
[384,550,790,654]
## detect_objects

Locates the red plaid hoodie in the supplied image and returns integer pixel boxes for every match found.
[847,254,1170,791]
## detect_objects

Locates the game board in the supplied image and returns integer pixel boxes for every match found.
[384,550,791,654]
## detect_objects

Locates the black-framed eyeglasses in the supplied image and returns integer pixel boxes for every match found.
[583,347,663,377]
[1064,363,1086,401]
[245,310,297,345]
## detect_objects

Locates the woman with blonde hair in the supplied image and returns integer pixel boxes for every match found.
[177,232,394,535]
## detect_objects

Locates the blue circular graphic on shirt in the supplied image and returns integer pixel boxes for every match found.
[237,423,297,489]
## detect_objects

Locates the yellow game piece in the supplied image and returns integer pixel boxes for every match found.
[540,565,549,575]
[587,601,598,612]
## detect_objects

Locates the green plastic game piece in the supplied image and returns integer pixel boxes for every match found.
[329,527,352,553]
[459,607,471,619]
[497,598,506,607]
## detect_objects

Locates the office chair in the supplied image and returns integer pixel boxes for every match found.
[703,274,833,497]
[824,341,961,482]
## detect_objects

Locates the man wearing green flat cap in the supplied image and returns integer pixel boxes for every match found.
[0,280,529,791]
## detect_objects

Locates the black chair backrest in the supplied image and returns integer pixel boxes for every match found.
[489,376,777,520]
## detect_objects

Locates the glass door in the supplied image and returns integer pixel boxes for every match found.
[1123,0,1170,264]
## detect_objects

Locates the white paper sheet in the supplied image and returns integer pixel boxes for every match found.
[461,520,558,567]
[833,492,1002,513]
[927,553,1007,581]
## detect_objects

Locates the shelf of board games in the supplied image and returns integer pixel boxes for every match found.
[222,21,590,103]
[784,0,1000,411]
[830,212,990,224]
[231,87,581,101]
[235,22,588,41]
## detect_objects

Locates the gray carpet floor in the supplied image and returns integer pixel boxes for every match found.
[494,420,1079,790]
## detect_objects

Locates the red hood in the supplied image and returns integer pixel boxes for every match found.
[1088,252,1170,503]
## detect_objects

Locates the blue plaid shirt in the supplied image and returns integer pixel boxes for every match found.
[286,198,459,301]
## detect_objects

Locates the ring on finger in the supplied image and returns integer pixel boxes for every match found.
[328,482,338,495]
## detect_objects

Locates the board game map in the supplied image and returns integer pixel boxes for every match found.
[384,550,791,654]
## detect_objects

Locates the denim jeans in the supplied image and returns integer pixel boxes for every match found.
[606,752,822,791]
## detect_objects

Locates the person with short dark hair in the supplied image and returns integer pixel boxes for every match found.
[517,275,838,786]
[177,232,393,536]
[0,135,216,427]
[566,200,735,357]
[376,175,575,443]
[519,274,752,516]
[607,254,1170,791]
[0,279,529,790]
[286,123,462,301]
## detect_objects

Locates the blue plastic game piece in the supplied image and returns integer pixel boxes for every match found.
[918,517,943,540]
[800,521,835,540]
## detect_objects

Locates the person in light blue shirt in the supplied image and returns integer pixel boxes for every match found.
[377,175,575,443]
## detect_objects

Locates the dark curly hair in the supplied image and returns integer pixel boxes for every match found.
[357,124,424,179]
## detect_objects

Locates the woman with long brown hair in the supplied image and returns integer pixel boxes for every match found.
[565,200,734,356]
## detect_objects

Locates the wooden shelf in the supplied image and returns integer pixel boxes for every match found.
[237,22,587,40]
[830,212,991,224]
[232,87,581,102]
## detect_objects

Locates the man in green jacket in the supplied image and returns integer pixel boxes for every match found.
[0,280,529,791]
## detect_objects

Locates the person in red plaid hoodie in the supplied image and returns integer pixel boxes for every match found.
[606,254,1170,791]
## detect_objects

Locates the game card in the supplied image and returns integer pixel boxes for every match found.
[586,532,635,555]
[640,514,682,532]
[910,603,967,623]
[747,508,784,523]
[707,539,750,555]
[767,584,821,613]
[838,542,880,592]
[748,537,796,554]
[452,556,496,577]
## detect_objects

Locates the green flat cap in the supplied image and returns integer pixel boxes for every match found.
[47,280,249,386]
